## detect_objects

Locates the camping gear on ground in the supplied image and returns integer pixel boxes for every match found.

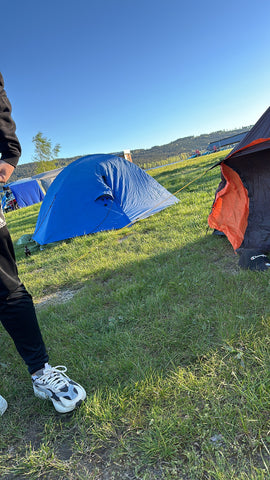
[1,187,18,212]
[208,106,270,259]
[33,154,179,245]
[16,234,40,254]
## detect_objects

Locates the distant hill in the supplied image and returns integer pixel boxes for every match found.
[131,125,252,165]
[8,125,252,182]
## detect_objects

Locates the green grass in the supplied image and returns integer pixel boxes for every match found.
[1,150,270,479]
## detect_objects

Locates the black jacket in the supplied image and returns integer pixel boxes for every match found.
[0,72,21,167]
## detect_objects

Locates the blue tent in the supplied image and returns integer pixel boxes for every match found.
[9,178,44,208]
[33,154,179,245]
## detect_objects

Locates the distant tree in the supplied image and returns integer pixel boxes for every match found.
[32,132,61,174]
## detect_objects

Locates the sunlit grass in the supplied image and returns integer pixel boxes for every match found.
[1,150,270,479]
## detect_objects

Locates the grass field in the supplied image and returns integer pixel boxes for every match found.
[1,151,270,479]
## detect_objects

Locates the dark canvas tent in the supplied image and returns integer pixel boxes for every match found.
[33,154,179,245]
[208,106,270,253]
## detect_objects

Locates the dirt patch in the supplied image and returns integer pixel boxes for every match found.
[35,288,83,309]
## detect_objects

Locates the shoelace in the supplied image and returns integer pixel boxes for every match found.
[37,365,70,390]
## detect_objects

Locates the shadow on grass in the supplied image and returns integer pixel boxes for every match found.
[1,230,270,478]
[32,231,268,386]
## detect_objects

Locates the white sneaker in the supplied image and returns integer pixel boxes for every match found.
[32,364,86,413]
[0,395,8,416]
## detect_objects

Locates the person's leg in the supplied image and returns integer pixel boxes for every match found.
[0,224,49,373]
[0,286,86,413]
[0,284,49,374]
[0,223,86,412]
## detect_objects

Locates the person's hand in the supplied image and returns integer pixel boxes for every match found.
[0,161,15,183]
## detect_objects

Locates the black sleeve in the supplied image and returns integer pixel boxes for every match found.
[0,72,21,167]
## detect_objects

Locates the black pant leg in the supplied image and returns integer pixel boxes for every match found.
[0,285,49,374]
[0,221,49,374]
[0,224,21,296]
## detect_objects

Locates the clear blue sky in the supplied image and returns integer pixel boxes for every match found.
[2,0,270,164]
